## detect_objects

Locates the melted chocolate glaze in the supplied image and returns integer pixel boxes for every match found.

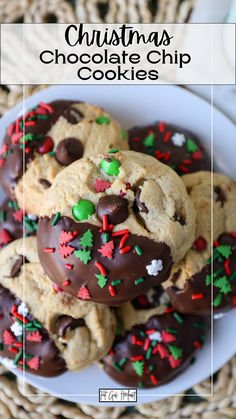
[132,286,164,310]
[0,284,67,377]
[57,315,85,337]
[128,123,211,176]
[37,215,173,306]
[102,311,209,388]
[167,234,236,315]
[0,101,81,199]
[0,199,37,248]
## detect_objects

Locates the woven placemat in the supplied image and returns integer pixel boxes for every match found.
[0,1,235,416]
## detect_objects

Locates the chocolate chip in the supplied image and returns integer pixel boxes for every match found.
[57,315,85,337]
[214,186,225,206]
[63,107,84,124]
[10,255,29,278]
[39,178,51,189]
[134,188,149,213]
[55,138,83,166]
[173,213,185,225]
[97,195,129,225]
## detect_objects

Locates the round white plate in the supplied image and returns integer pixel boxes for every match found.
[0,85,235,405]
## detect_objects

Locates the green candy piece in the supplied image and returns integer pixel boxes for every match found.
[95,116,110,125]
[72,200,95,221]
[101,158,120,176]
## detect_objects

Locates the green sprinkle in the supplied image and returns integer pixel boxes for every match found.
[138,382,144,388]
[216,245,232,259]
[186,138,199,152]
[72,200,95,221]
[51,212,61,226]
[119,357,127,367]
[166,328,178,334]
[1,210,6,222]
[214,276,232,294]
[48,151,56,156]
[17,363,28,370]
[206,275,212,286]
[25,322,34,328]
[0,343,3,351]
[151,340,157,347]
[193,322,206,329]
[146,347,152,360]
[103,232,109,243]
[108,149,119,153]
[132,360,144,376]
[116,325,121,335]
[20,120,23,129]
[101,158,120,176]
[229,271,236,281]
[143,133,155,148]
[135,277,145,285]
[135,246,142,255]
[24,354,33,359]
[24,327,38,331]
[139,331,146,338]
[206,252,219,265]
[146,147,155,156]
[169,345,183,360]
[95,116,111,125]
[78,229,93,248]
[24,220,34,232]
[213,267,224,278]
[200,335,205,345]
[13,202,19,211]
[148,365,155,371]
[74,249,91,264]
[168,165,176,169]
[15,318,23,325]
[8,201,14,208]
[34,134,43,140]
[213,293,223,307]
[96,274,108,288]
[190,357,196,365]
[19,133,34,143]
[37,115,48,120]
[111,280,122,286]
[28,116,37,121]
[121,129,127,139]
[33,320,42,328]
[14,349,23,364]
[173,312,183,323]
[18,335,23,341]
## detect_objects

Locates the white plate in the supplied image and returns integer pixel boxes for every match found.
[0,85,235,406]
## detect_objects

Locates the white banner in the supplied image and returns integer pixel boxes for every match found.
[0,23,235,84]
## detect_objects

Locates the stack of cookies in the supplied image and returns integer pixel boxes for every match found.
[0,98,235,388]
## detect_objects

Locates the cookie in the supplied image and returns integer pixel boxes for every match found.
[0,237,116,376]
[102,288,209,388]
[0,100,128,214]
[129,122,210,175]
[0,199,38,248]
[163,172,236,315]
[37,150,196,305]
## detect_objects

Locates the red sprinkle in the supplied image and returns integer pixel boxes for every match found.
[112,229,129,237]
[233,296,236,307]
[95,261,107,276]
[25,147,31,154]
[120,190,126,198]
[14,312,28,324]
[65,264,73,270]
[13,209,23,222]
[144,338,150,351]
[164,307,174,313]
[77,286,91,300]
[109,285,116,296]
[164,151,171,161]
[13,342,23,348]
[11,132,23,144]
[53,283,64,293]
[158,121,166,133]
[230,232,236,238]
[191,293,204,300]
[179,165,190,173]
[214,240,220,247]
[109,349,115,355]
[146,329,156,335]
[134,137,139,142]
[24,121,36,127]
[7,123,15,136]
[11,305,17,315]
[194,341,202,349]
[0,229,13,244]
[125,182,131,190]
[194,236,207,251]
[39,101,54,113]
[137,295,148,307]
[15,119,20,133]
[119,234,130,249]
[44,247,55,253]
[103,214,108,231]
[37,136,54,154]
[0,158,5,167]
[62,279,70,287]
[182,160,192,165]
[120,245,131,255]
[36,106,48,115]
[132,335,137,344]
[0,144,8,155]
[164,132,171,142]
[192,150,202,160]
[9,347,18,354]
[136,340,144,346]
[224,259,231,275]
[150,375,158,385]
[131,355,143,361]
[161,331,176,343]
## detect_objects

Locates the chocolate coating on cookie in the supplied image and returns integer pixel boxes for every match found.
[0,199,37,248]
[37,215,172,306]
[0,100,81,199]
[102,310,209,388]
[167,234,236,315]
[97,195,128,225]
[129,122,210,176]
[0,284,67,377]
[132,286,165,310]
[55,138,83,166]
[57,315,85,337]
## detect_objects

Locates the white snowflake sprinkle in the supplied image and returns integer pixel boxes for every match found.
[27,214,38,221]
[17,302,29,317]
[149,331,162,341]
[172,133,186,147]
[10,322,23,337]
[146,259,163,276]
